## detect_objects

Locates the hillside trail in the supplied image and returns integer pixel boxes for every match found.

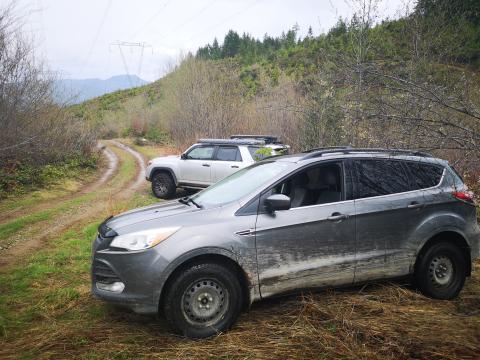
[0,140,148,271]
[0,144,119,225]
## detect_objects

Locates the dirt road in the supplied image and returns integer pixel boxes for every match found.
[0,140,147,269]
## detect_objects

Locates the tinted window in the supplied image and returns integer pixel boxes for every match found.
[216,146,241,161]
[354,160,410,199]
[448,165,464,188]
[404,162,444,189]
[186,146,215,160]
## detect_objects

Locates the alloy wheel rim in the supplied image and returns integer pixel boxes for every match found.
[182,279,228,327]
[429,255,454,287]
[153,180,167,195]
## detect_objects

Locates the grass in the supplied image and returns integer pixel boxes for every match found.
[117,138,178,161]
[0,144,137,248]
[0,179,86,215]
[0,155,99,201]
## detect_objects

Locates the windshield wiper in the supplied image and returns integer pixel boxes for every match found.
[188,198,202,208]
[178,196,202,209]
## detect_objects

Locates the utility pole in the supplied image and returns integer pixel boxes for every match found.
[109,41,152,86]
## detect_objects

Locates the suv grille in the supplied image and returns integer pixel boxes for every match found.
[93,261,121,283]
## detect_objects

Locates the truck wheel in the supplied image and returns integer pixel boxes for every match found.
[414,242,467,300]
[152,172,175,199]
[163,262,243,338]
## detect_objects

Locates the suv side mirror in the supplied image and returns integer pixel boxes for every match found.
[265,194,291,212]
[180,153,187,160]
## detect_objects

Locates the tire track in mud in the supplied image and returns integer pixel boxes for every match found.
[0,144,120,225]
[110,140,146,190]
[0,141,147,270]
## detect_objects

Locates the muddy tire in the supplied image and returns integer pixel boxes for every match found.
[163,262,243,338]
[414,242,467,300]
[151,171,175,199]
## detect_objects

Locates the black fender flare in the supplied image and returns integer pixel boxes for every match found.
[150,167,178,185]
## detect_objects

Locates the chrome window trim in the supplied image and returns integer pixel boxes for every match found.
[286,199,355,211]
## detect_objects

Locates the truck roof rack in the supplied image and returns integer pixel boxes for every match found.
[230,135,279,144]
[198,138,265,146]
[301,147,433,160]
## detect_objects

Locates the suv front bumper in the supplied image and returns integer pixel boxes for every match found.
[91,234,168,314]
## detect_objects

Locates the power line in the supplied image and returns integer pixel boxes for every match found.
[79,0,113,76]
[162,0,218,38]
[186,0,264,43]
[130,0,173,40]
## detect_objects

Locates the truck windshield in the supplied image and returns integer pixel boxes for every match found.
[189,161,291,208]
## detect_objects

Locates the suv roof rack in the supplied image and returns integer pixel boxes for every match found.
[302,146,352,153]
[198,138,265,146]
[301,147,433,160]
[230,134,279,144]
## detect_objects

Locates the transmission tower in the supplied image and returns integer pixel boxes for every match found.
[110,41,152,86]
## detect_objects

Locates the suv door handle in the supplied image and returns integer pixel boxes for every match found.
[408,202,424,209]
[327,212,348,221]
[231,165,239,168]
[202,163,210,167]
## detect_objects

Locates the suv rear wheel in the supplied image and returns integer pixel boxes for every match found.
[163,262,243,338]
[152,171,175,199]
[414,242,467,299]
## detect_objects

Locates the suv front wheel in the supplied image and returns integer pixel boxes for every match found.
[163,262,243,338]
[414,242,467,300]
[151,171,176,199]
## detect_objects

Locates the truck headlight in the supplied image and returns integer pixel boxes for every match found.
[110,227,180,251]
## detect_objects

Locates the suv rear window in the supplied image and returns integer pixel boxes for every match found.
[404,162,444,189]
[354,160,411,199]
[248,146,269,161]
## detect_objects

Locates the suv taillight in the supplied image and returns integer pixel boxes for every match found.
[452,190,475,204]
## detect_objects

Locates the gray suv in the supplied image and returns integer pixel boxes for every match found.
[92,148,479,338]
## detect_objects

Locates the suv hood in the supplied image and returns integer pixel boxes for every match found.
[105,200,199,233]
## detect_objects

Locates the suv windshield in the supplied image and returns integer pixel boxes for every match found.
[190,161,291,207]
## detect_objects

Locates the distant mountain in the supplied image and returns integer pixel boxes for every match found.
[54,75,149,104]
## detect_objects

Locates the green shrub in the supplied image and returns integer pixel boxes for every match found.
[145,127,170,144]
[0,154,99,199]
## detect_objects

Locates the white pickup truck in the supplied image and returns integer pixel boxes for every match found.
[145,136,289,198]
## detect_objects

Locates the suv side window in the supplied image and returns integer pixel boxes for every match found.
[260,162,344,211]
[186,146,215,160]
[404,162,444,189]
[354,159,410,199]
[216,146,242,162]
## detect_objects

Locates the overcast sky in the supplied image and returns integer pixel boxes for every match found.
[11,0,408,81]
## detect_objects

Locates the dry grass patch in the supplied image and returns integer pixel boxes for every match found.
[2,262,478,359]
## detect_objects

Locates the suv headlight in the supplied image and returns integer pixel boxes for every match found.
[110,227,180,251]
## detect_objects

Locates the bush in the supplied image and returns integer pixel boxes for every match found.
[145,127,170,144]
[0,154,99,198]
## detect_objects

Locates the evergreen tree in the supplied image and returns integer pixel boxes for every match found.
[211,38,221,59]
[222,30,241,58]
